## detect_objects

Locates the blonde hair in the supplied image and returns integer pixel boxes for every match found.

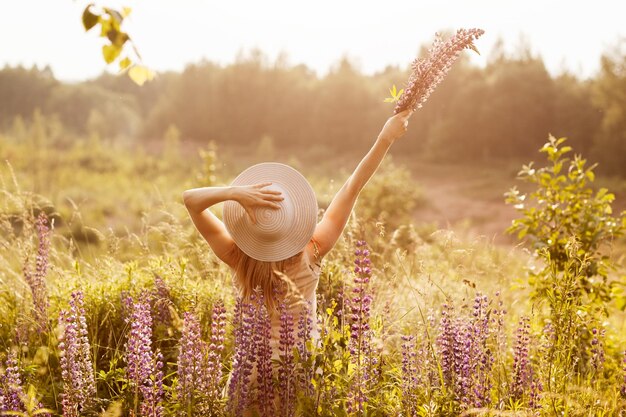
[233,249,303,312]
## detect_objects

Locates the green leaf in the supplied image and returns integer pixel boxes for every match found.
[82,4,99,31]
[128,65,155,86]
[119,57,132,71]
[102,44,121,64]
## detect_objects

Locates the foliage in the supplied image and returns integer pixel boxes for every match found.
[81,4,154,86]
[3,40,625,172]
[505,136,626,304]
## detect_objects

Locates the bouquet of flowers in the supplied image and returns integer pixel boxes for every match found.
[390,28,485,114]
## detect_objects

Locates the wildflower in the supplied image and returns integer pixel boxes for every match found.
[23,212,51,333]
[151,274,173,325]
[253,294,275,415]
[0,350,24,413]
[277,298,296,417]
[58,291,96,417]
[400,334,418,414]
[228,298,256,417]
[347,240,374,414]
[125,294,164,416]
[511,316,531,399]
[207,301,227,400]
[394,28,485,114]
[177,310,209,411]
[589,327,605,374]
[296,301,314,397]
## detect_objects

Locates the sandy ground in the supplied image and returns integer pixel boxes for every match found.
[407,161,525,246]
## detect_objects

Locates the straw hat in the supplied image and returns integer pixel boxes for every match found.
[223,162,318,262]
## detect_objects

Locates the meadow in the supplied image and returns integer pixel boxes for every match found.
[1,123,626,416]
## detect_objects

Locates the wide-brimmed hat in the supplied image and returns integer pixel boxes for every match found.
[223,162,318,262]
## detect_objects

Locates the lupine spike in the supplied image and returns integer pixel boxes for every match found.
[23,212,51,334]
[124,293,164,416]
[58,291,96,417]
[394,28,485,114]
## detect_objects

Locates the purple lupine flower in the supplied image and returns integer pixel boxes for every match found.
[589,327,605,374]
[207,301,227,401]
[347,240,374,415]
[511,316,531,399]
[177,310,209,412]
[394,28,484,114]
[400,334,418,415]
[455,318,473,406]
[0,350,25,413]
[140,349,164,417]
[277,298,296,417]
[296,301,314,397]
[151,275,173,325]
[470,293,491,408]
[228,297,256,417]
[254,294,275,416]
[527,367,543,409]
[58,291,96,417]
[125,294,163,416]
[23,212,51,334]
[437,303,457,388]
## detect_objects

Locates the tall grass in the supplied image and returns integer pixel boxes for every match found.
[1,131,625,416]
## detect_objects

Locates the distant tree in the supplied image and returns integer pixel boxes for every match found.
[590,40,626,176]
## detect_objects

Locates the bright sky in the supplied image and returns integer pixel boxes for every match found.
[2,0,625,82]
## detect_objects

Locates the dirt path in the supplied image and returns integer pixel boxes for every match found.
[407,162,521,245]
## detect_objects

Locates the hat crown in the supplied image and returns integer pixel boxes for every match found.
[249,183,294,242]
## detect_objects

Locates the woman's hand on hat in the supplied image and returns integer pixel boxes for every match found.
[377,108,414,145]
[231,182,284,224]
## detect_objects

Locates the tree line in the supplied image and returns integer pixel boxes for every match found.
[1,40,624,175]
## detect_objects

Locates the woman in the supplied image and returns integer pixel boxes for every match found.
[182,108,413,410]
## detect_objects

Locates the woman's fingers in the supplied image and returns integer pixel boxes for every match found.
[260,189,282,196]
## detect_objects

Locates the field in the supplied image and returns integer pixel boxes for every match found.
[1,130,626,416]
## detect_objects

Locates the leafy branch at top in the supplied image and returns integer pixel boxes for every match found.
[82,3,155,86]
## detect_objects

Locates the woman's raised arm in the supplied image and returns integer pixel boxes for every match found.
[182,184,283,267]
[312,109,414,258]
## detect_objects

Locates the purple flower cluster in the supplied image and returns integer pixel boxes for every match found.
[0,350,51,416]
[277,298,296,417]
[296,301,314,397]
[0,350,24,413]
[124,294,164,417]
[23,212,51,334]
[400,334,418,413]
[207,301,227,401]
[150,274,173,325]
[435,293,494,408]
[347,240,374,414]
[511,316,531,399]
[227,298,257,416]
[394,28,485,114]
[177,310,209,411]
[589,327,605,374]
[227,290,315,417]
[254,294,275,416]
[58,291,96,417]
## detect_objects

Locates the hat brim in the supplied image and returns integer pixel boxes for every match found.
[223,163,318,262]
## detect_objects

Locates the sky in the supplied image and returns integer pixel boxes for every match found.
[1,0,625,82]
